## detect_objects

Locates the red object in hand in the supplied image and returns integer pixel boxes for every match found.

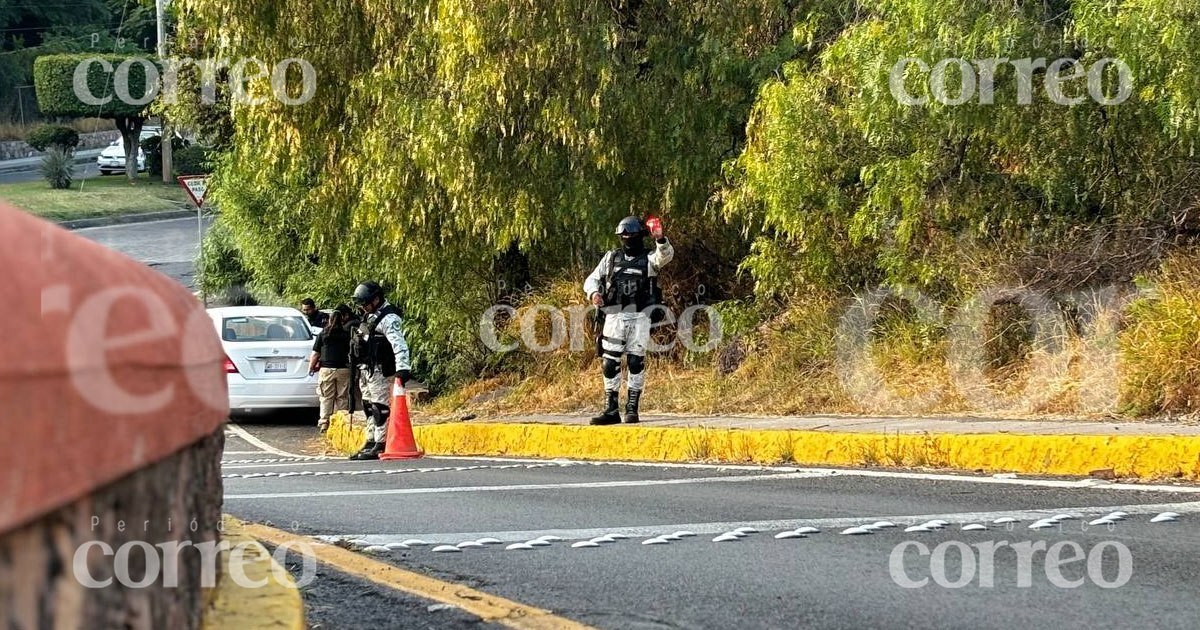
[645,216,664,239]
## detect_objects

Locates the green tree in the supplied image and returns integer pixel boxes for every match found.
[178,0,812,387]
[1,0,156,122]
[727,0,1200,300]
[34,53,155,179]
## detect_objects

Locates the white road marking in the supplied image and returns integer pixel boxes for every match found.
[224,471,834,500]
[223,450,272,455]
[225,424,315,458]
[433,455,810,472]
[222,458,1200,494]
[822,469,1200,493]
[318,500,1200,546]
[221,462,583,475]
[222,461,353,470]
[223,427,1200,492]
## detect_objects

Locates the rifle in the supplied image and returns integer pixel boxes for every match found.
[593,306,605,358]
[593,249,619,358]
[347,317,366,414]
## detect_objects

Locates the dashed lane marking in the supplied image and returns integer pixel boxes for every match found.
[222,463,582,478]
[447,458,1200,493]
[223,470,834,500]
[222,460,334,468]
[223,427,1200,493]
[319,500,1200,546]
[242,521,595,630]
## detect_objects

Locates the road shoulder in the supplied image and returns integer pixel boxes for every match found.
[243,520,594,630]
[202,516,305,630]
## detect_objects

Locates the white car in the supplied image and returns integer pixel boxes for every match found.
[208,306,318,414]
[97,139,147,175]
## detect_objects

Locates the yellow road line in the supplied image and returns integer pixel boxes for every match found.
[242,522,595,630]
[205,517,305,630]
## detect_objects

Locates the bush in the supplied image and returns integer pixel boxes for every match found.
[1120,257,1200,416]
[140,134,191,177]
[39,148,73,189]
[174,144,211,176]
[27,124,79,153]
[198,219,255,302]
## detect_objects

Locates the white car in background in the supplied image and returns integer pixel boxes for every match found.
[208,306,318,414]
[96,139,147,175]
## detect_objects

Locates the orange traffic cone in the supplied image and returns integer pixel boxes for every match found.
[380,378,423,460]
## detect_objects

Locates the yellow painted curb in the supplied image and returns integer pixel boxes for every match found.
[203,516,305,630]
[242,522,595,630]
[326,410,367,454]
[408,423,1200,481]
[323,412,1200,480]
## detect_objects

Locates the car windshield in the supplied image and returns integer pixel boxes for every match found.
[221,315,312,342]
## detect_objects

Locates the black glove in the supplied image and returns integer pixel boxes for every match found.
[398,370,411,386]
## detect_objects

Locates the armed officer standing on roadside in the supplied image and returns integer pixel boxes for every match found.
[348,281,412,460]
[584,216,673,425]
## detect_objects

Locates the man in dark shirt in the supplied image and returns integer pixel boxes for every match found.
[301,298,330,329]
[308,305,353,432]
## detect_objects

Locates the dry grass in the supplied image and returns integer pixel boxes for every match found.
[429,290,853,418]
[0,118,117,142]
[70,118,118,134]
[1120,255,1200,416]
[427,256,1200,421]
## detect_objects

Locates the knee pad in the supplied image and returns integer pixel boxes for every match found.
[602,357,621,379]
[368,403,390,426]
[627,354,645,375]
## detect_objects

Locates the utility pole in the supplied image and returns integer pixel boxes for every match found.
[157,0,173,184]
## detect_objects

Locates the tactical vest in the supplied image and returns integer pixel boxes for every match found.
[364,304,401,377]
[602,250,660,312]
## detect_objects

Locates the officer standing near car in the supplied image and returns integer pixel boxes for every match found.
[348,281,412,460]
[583,216,673,425]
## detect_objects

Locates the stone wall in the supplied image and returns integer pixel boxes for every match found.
[0,131,120,161]
[0,428,224,630]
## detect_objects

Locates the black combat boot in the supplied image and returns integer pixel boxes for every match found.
[624,389,642,424]
[590,390,621,425]
[357,440,386,460]
[349,440,377,460]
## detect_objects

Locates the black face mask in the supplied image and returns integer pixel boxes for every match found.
[621,235,645,255]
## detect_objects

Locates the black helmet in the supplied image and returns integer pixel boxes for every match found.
[615,216,642,236]
[352,281,383,305]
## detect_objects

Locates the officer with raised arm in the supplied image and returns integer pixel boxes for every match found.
[583,216,673,425]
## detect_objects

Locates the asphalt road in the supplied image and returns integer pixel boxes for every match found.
[272,543,506,630]
[224,424,1200,630]
[0,161,100,184]
[75,215,211,290]
[79,192,1200,629]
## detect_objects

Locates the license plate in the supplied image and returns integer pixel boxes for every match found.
[265,360,287,373]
